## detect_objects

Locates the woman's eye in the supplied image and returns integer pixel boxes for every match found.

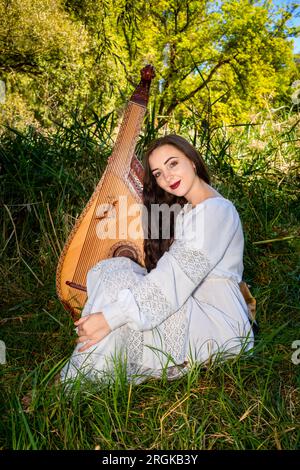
[153,172,160,178]
[170,161,178,167]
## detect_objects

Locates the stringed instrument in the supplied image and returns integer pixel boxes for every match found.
[56,65,155,318]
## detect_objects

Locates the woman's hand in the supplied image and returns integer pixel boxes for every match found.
[74,313,111,352]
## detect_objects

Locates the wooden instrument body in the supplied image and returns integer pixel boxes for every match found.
[56,67,155,318]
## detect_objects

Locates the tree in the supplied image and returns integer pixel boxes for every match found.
[0,0,298,131]
[0,0,90,127]
[113,0,298,128]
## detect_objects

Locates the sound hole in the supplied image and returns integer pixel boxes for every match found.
[112,244,139,262]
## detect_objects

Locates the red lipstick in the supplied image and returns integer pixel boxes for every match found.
[170,180,181,190]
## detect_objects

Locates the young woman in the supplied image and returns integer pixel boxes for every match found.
[60,134,255,384]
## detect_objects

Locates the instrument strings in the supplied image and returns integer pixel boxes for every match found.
[72,102,145,287]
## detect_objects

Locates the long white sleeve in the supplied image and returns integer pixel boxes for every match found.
[101,199,240,332]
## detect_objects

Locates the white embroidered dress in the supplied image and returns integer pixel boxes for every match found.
[61,197,254,384]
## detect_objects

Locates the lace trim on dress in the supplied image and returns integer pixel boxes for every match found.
[100,269,141,302]
[130,278,174,328]
[126,329,144,377]
[125,303,188,380]
[82,262,142,316]
[89,260,146,379]
[159,302,188,364]
[89,257,134,275]
[169,239,212,284]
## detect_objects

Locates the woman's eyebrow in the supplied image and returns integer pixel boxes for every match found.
[151,156,177,172]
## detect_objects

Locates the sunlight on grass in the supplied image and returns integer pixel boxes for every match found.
[0,104,299,450]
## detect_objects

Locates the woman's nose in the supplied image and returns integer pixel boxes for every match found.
[164,170,173,182]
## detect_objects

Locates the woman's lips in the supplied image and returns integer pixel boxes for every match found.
[170,180,181,189]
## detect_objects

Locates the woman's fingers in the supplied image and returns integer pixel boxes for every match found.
[74,316,89,326]
[73,313,111,352]
[75,313,106,338]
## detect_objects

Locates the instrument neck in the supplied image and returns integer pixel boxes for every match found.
[107,101,146,177]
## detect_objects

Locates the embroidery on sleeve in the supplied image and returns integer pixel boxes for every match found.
[169,239,212,284]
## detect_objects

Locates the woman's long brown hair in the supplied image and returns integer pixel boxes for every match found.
[142,134,211,272]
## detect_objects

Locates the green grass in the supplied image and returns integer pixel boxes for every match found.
[0,108,299,450]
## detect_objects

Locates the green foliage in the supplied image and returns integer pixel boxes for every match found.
[0,103,299,450]
[0,0,299,452]
[0,0,92,127]
[0,0,299,131]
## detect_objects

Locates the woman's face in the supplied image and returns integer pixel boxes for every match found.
[148,144,198,197]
